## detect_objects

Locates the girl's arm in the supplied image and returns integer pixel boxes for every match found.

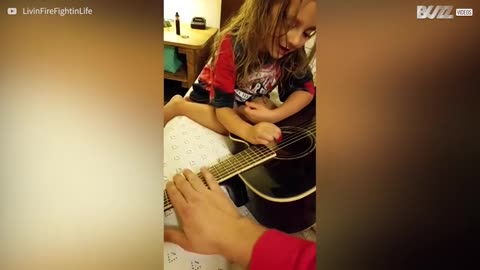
[269,90,313,123]
[216,107,281,145]
[206,35,281,145]
[216,107,253,139]
[242,91,313,124]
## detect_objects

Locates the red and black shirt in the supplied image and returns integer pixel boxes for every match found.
[190,35,315,108]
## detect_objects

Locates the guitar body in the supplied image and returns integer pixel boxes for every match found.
[163,101,317,234]
[227,102,316,233]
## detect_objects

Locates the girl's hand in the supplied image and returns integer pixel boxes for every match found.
[242,101,277,123]
[246,122,281,145]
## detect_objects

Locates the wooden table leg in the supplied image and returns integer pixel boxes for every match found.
[182,49,197,89]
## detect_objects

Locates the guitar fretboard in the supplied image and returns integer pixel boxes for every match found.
[164,145,276,211]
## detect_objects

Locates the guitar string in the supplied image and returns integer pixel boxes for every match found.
[164,121,315,208]
[170,119,315,187]
[221,120,315,160]
[271,121,316,151]
[164,120,315,207]
[204,120,316,179]
[164,121,316,209]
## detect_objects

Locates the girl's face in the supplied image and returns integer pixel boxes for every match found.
[267,0,316,59]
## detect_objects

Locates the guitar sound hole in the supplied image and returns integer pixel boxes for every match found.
[275,126,315,160]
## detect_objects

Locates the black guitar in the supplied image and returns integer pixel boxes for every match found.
[164,102,316,233]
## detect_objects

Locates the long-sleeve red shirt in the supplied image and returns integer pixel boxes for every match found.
[249,229,316,270]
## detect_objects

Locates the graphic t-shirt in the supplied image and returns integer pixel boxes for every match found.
[193,35,315,108]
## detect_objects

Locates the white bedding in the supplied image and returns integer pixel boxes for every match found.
[163,116,255,270]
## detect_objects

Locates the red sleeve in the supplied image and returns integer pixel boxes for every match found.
[249,229,316,270]
[211,35,237,108]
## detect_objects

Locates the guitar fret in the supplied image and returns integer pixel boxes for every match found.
[259,145,270,159]
[250,147,261,162]
[164,140,283,212]
[213,161,222,178]
[218,158,229,179]
[164,190,171,209]
[210,163,222,179]
[224,155,235,178]
[163,146,276,211]
[248,148,258,163]
[244,148,257,169]
[197,173,208,189]
[235,152,244,170]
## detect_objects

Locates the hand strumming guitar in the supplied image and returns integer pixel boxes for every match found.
[246,122,281,146]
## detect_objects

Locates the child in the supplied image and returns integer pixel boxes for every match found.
[164,0,316,146]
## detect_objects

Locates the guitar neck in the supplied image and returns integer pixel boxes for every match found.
[164,145,276,211]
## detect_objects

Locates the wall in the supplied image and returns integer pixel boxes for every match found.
[164,0,222,28]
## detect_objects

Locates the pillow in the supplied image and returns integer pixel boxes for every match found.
[164,45,183,73]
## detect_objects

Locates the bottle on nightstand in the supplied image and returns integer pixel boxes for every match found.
[175,12,181,35]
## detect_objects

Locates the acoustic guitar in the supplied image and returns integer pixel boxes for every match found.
[164,101,316,233]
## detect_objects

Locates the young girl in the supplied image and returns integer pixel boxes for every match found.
[164,0,316,146]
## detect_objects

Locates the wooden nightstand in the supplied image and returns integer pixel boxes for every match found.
[164,23,218,88]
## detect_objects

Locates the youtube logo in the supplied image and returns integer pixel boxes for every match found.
[7,7,17,15]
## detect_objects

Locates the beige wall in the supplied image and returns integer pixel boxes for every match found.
[164,0,222,28]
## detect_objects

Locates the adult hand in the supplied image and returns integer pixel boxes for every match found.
[164,168,266,267]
